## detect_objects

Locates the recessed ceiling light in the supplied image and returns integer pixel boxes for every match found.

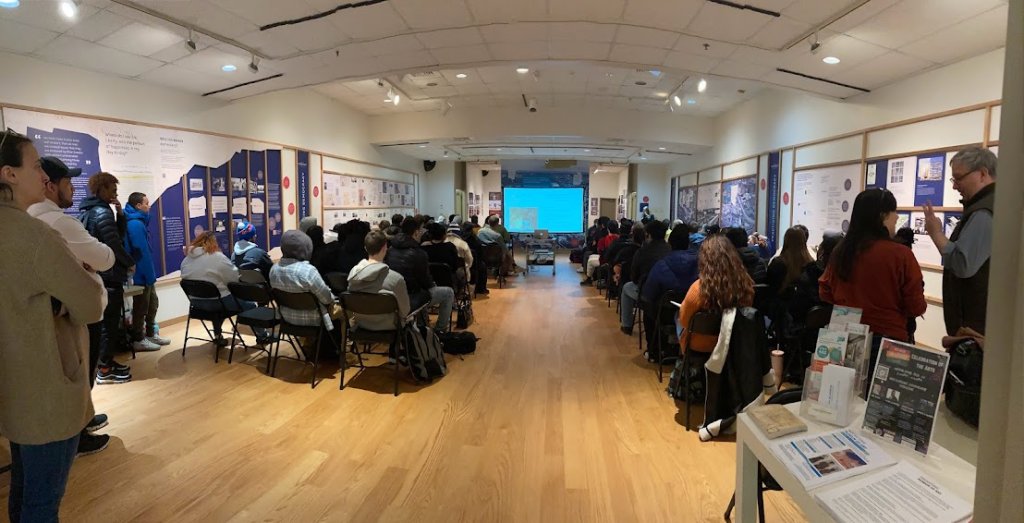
[658,147,666,151]
[418,145,427,148]
[649,69,662,77]
[516,67,529,74]
[672,95,682,106]
[698,78,707,93]
[655,91,668,98]
[687,99,696,105]
[584,149,591,152]
[639,156,647,160]
[456,73,467,79]
[0,0,20,9]
[221,64,237,72]
[59,0,78,19]
[822,56,841,65]
[496,148,502,151]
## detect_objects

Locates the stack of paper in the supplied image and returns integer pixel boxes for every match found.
[814,462,972,523]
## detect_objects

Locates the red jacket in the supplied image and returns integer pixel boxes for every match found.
[597,233,619,263]
[819,240,926,341]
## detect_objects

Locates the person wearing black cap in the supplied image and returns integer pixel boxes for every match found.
[28,156,116,456]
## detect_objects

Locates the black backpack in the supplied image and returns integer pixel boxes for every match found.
[404,324,448,382]
[945,339,983,427]
[438,331,478,355]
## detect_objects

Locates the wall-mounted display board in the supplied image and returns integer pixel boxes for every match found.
[677,185,698,223]
[792,163,860,237]
[866,150,970,209]
[323,172,416,210]
[696,182,722,229]
[2,107,283,279]
[721,176,757,233]
[324,208,411,228]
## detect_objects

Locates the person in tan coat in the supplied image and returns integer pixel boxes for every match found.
[0,131,105,522]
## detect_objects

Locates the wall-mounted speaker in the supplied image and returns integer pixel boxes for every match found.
[481,169,489,177]
[423,160,436,172]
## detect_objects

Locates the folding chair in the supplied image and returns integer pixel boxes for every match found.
[784,304,833,383]
[179,279,240,362]
[226,282,279,369]
[724,387,804,522]
[338,292,429,396]
[428,263,460,327]
[324,272,349,296]
[269,289,335,389]
[681,310,722,431]
[653,289,687,382]
[239,269,267,285]
[481,244,507,288]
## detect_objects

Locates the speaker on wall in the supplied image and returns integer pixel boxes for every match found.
[424,160,436,172]
[481,169,489,177]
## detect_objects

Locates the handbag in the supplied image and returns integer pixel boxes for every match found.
[944,338,983,427]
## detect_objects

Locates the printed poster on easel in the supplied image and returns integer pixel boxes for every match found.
[863,339,949,455]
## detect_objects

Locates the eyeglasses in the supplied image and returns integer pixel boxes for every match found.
[950,169,978,184]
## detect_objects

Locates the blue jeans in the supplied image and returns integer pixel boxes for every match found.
[620,282,639,328]
[8,434,80,523]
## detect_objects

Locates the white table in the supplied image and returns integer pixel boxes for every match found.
[734,400,976,522]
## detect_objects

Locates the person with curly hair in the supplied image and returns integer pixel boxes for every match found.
[677,234,755,353]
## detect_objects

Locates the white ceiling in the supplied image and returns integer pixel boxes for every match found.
[0,0,1010,162]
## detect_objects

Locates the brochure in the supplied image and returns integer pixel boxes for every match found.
[829,305,863,327]
[815,462,972,523]
[862,339,950,456]
[802,328,849,403]
[772,429,896,490]
[839,323,873,398]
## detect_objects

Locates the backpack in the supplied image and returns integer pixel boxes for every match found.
[944,339,983,427]
[438,331,478,355]
[455,295,474,329]
[404,324,447,382]
[666,358,705,404]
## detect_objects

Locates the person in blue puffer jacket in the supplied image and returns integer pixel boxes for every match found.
[232,220,274,280]
[641,225,701,362]
[124,192,169,352]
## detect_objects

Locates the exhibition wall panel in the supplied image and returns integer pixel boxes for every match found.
[778,149,795,238]
[757,155,769,236]
[865,109,986,158]
[698,167,722,185]
[309,153,323,228]
[722,157,757,180]
[679,172,698,186]
[794,134,863,169]
[989,104,1001,142]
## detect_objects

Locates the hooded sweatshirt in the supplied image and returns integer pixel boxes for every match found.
[180,247,239,297]
[347,258,411,331]
[736,246,768,285]
[232,239,273,279]
[124,203,156,285]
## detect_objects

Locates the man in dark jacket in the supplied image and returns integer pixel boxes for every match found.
[641,227,699,358]
[725,227,768,285]
[461,221,489,295]
[124,192,169,353]
[386,217,454,331]
[232,219,274,279]
[619,220,671,333]
[79,172,135,384]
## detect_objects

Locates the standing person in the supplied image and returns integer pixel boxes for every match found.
[232,219,273,280]
[28,156,115,455]
[923,145,996,336]
[79,172,135,384]
[124,192,169,352]
[1,131,106,521]
[820,189,926,376]
[677,235,755,352]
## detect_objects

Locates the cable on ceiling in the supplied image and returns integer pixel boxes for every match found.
[260,0,389,31]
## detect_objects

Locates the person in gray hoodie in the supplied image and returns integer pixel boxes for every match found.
[347,230,411,331]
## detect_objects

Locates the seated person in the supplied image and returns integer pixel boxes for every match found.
[640,225,698,359]
[678,235,755,353]
[386,217,454,332]
[181,232,261,344]
[725,227,768,285]
[336,220,371,276]
[766,227,816,317]
[421,222,467,289]
[620,220,671,333]
[582,220,619,285]
[477,214,514,276]
[611,223,645,295]
[269,230,339,332]
[462,221,489,295]
[232,220,273,280]
[347,230,411,331]
[446,219,474,275]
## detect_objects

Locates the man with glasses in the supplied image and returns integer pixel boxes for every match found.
[923,145,996,336]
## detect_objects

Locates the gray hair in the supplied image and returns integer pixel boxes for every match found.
[281,230,313,261]
[951,146,997,178]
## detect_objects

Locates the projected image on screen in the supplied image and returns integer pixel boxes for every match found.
[503,188,584,233]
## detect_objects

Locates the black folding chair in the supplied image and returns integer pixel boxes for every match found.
[653,289,687,382]
[226,282,279,369]
[180,279,239,362]
[724,387,804,522]
[338,292,428,396]
[784,304,833,383]
[681,310,722,431]
[481,244,507,288]
[269,289,334,389]
[324,272,349,296]
[239,269,267,285]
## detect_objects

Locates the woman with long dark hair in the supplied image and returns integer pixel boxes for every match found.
[767,227,815,297]
[677,235,755,353]
[820,189,926,360]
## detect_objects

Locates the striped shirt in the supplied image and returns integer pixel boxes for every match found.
[269,258,335,327]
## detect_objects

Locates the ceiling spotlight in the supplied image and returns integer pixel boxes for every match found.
[456,73,467,79]
[443,151,449,157]
[393,94,400,106]
[697,78,707,93]
[516,67,529,74]
[59,0,78,19]
[418,145,427,148]
[672,95,682,106]
[248,55,259,73]
[687,99,696,105]
[822,56,841,65]
[185,29,197,52]
[810,32,821,54]
[0,0,20,9]
[584,149,591,152]
[668,104,675,113]
[221,64,237,72]
[658,147,666,151]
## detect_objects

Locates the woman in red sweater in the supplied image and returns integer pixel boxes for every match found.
[820,189,926,374]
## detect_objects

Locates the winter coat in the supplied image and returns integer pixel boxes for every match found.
[385,233,434,296]
[124,204,156,285]
[421,240,462,273]
[180,247,239,297]
[630,239,672,286]
[232,240,273,280]
[347,259,411,331]
[642,248,700,304]
[737,246,768,285]
[79,195,134,286]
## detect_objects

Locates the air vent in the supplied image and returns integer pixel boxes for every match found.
[402,71,445,87]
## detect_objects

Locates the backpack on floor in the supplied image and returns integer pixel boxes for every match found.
[404,324,448,382]
[438,331,478,355]
[945,338,983,427]
[455,295,474,329]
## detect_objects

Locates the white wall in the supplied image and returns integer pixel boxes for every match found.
[636,164,669,221]
[421,160,456,219]
[465,162,501,220]
[589,165,623,200]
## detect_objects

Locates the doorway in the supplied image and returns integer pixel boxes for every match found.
[455,190,466,219]
[599,198,616,220]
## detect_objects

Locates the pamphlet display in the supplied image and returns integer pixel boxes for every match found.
[721,177,757,233]
[792,163,859,236]
[772,429,896,490]
[862,339,950,455]
[696,182,721,228]
[677,185,697,223]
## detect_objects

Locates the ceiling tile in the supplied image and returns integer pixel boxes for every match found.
[99,22,183,56]
[1,1,99,33]
[171,45,250,75]
[608,45,669,66]
[710,59,775,80]
[455,83,491,96]
[845,0,1006,49]
[614,25,679,49]
[673,34,738,58]
[270,18,347,52]
[479,22,548,43]
[727,45,786,67]
[376,50,436,71]
[685,2,774,42]
[662,51,720,73]
[329,1,410,40]
[136,63,227,95]
[782,34,890,77]
[64,9,131,42]
[782,0,856,25]
[0,19,59,54]
[150,41,199,63]
[831,51,934,89]
[549,0,625,20]
[488,41,549,61]
[355,34,424,56]
[235,29,302,57]
[35,35,162,77]
[547,22,617,42]
[416,27,483,49]
[748,16,811,49]
[388,0,474,29]
[623,0,703,31]
[826,0,899,33]
[211,0,316,27]
[466,0,547,23]
[548,41,611,61]
[476,66,518,84]
[900,5,1008,65]
[430,44,491,65]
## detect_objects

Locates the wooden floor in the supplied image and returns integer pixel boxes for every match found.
[1,260,804,522]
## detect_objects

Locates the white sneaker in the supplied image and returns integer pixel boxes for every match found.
[133,338,161,352]
[146,335,171,346]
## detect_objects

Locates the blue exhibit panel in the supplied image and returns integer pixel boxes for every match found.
[297,150,310,219]
[186,166,209,245]
[766,151,781,250]
[27,126,102,216]
[158,180,186,277]
[866,159,888,191]
[248,150,266,247]
[229,151,248,246]
[210,163,231,254]
[265,150,284,249]
[914,153,946,206]
[503,187,584,233]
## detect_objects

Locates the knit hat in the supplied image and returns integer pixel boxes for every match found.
[281,230,313,261]
[235,220,257,241]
